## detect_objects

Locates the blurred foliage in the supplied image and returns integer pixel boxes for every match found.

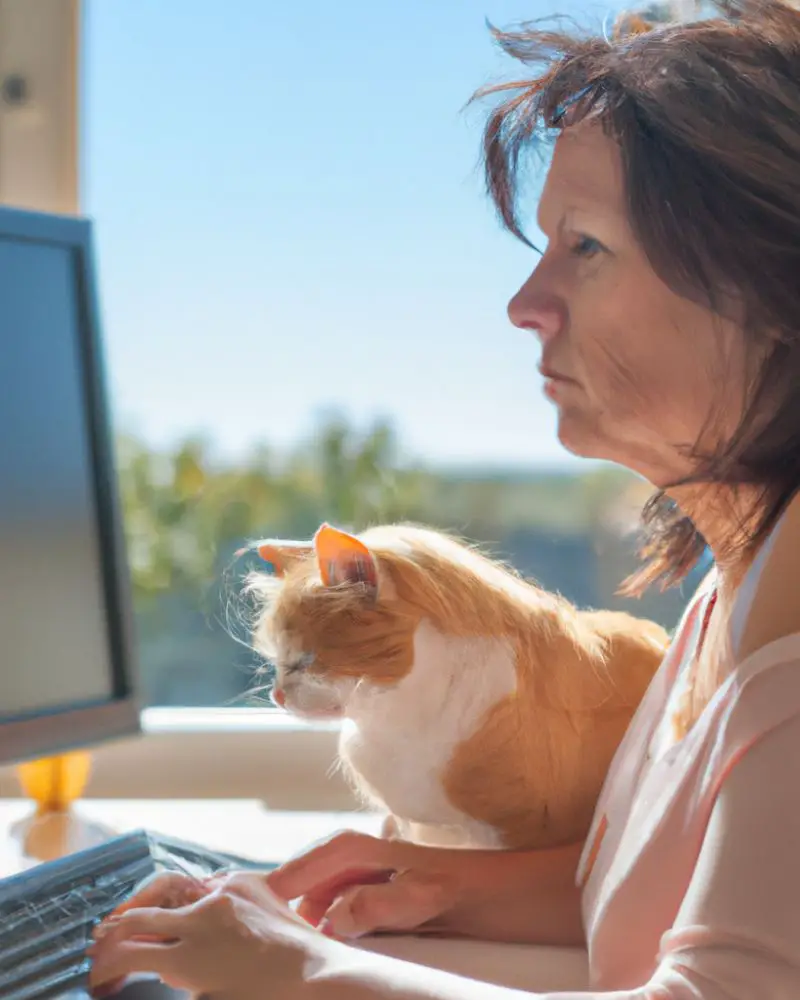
[116,414,643,602]
[117,415,427,602]
[115,413,702,706]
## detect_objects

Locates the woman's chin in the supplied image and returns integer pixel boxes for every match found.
[555,414,606,460]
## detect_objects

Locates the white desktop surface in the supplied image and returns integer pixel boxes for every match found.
[0,798,383,874]
[0,799,590,993]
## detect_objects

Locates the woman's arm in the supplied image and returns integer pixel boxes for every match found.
[91,660,800,1000]
[439,840,587,945]
[89,713,800,1000]
[312,707,800,1000]
[266,832,586,946]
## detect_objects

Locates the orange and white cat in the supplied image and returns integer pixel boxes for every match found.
[246,522,668,851]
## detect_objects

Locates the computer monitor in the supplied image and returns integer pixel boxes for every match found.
[0,204,141,767]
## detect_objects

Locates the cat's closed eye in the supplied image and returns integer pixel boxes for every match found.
[284,652,316,675]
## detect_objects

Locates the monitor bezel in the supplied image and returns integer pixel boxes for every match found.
[0,205,142,765]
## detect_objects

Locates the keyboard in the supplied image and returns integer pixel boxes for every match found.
[0,830,277,1000]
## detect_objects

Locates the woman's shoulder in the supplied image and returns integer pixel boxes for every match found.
[732,492,800,667]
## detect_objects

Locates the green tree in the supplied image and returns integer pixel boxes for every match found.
[116,414,427,600]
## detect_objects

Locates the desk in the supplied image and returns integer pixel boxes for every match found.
[0,798,383,875]
[0,799,589,993]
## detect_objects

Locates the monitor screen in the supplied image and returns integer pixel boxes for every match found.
[0,206,140,765]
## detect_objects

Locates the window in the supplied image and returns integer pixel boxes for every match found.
[24,0,704,805]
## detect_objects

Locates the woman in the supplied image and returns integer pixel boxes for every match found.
[89,1,800,997]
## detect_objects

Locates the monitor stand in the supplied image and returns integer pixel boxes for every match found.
[8,750,117,863]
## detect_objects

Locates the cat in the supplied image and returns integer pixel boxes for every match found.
[245,522,669,851]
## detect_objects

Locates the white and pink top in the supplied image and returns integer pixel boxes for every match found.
[567,497,800,998]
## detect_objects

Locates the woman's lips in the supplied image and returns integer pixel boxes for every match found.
[538,364,576,399]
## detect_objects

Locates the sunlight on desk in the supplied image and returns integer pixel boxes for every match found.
[0,798,383,876]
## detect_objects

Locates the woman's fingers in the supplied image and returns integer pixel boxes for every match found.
[265,830,461,936]
[106,871,211,920]
[319,870,454,940]
[88,938,181,993]
[94,905,190,944]
[267,830,413,902]
[89,903,199,994]
[296,868,395,927]
[295,894,330,927]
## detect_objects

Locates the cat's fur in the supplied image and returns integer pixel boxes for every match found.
[247,522,668,850]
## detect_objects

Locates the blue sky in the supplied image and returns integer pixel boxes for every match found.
[84,0,612,469]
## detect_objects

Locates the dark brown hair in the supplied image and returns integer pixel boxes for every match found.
[475,0,800,593]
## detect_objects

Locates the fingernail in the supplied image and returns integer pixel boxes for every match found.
[92,917,119,941]
[319,919,362,941]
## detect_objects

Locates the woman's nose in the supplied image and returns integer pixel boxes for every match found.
[507,276,563,344]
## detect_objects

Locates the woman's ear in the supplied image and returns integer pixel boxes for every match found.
[313,523,378,590]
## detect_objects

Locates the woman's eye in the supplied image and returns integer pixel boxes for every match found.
[569,234,605,258]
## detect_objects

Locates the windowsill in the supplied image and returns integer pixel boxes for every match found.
[0,707,354,809]
[141,706,341,734]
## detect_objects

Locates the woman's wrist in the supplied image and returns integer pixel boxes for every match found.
[436,842,586,946]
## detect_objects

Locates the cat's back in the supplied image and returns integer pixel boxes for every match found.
[580,608,669,703]
[363,524,557,620]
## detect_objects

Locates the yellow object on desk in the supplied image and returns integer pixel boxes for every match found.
[15,751,92,813]
[10,752,111,862]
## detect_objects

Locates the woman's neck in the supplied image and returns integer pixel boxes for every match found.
[668,484,764,600]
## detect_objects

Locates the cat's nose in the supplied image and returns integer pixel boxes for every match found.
[271,687,286,708]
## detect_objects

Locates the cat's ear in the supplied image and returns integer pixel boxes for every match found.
[254,539,313,577]
[314,523,378,590]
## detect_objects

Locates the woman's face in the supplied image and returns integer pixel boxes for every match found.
[508,122,749,487]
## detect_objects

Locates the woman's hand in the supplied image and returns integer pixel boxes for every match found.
[266,830,587,946]
[267,830,460,940]
[88,869,329,999]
